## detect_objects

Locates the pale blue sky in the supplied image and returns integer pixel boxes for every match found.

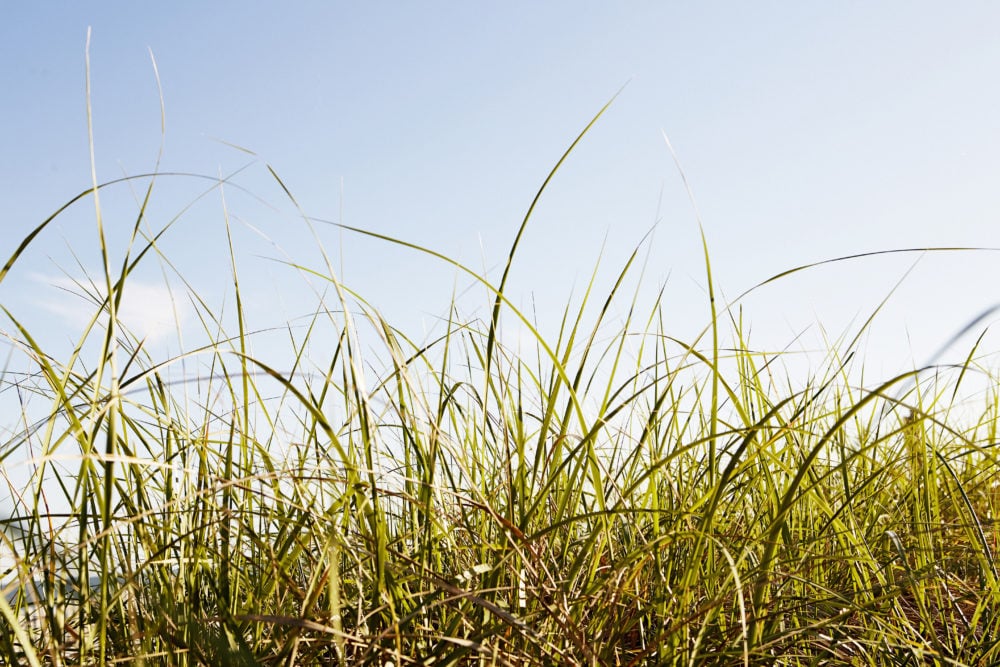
[4,3,1000,382]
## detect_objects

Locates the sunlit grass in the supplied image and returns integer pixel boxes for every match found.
[3,74,1000,666]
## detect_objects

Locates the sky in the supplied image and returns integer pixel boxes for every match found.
[3,3,1000,402]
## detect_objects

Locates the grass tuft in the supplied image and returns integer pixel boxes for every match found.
[3,70,1000,666]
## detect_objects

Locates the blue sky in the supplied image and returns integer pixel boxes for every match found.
[4,3,1000,384]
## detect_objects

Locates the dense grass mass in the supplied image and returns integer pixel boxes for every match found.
[3,99,1000,666]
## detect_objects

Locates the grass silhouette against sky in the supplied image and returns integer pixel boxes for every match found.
[4,5,1000,664]
[4,3,1000,373]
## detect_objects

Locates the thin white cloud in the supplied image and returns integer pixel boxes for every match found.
[31,272,190,346]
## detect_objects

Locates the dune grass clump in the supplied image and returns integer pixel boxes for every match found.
[3,92,1000,666]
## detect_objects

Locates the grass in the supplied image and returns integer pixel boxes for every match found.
[3,77,1000,666]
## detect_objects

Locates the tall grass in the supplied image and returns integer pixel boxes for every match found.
[3,78,1000,666]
